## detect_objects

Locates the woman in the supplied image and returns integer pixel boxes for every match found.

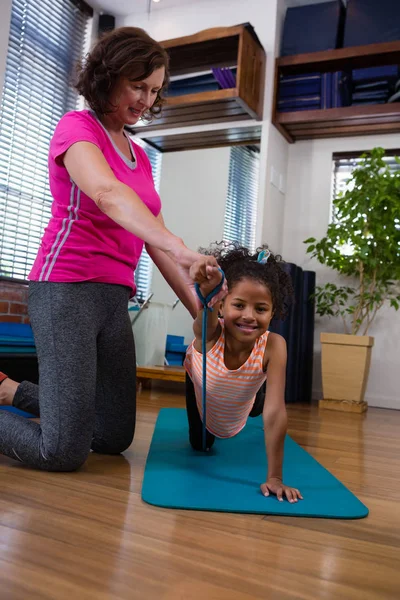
[0,27,220,472]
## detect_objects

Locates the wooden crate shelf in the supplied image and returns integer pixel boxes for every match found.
[135,24,265,140]
[141,125,261,153]
[277,40,400,75]
[273,40,400,143]
[140,90,253,131]
[276,104,400,142]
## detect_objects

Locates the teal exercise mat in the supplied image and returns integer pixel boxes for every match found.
[142,408,368,519]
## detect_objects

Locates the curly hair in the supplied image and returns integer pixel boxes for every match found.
[199,241,294,320]
[75,27,169,121]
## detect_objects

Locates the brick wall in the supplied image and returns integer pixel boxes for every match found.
[0,280,29,323]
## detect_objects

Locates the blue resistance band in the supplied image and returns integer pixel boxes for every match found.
[194,269,225,451]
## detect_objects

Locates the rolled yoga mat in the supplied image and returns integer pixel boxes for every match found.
[0,406,35,418]
[142,408,368,519]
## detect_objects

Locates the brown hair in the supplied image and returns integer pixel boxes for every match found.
[75,27,169,120]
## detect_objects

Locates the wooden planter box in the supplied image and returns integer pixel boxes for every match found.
[319,333,374,413]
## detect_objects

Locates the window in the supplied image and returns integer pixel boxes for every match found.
[332,151,400,221]
[331,150,400,256]
[0,0,91,280]
[133,140,163,301]
[224,146,259,251]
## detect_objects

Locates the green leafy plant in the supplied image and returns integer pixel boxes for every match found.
[305,147,400,335]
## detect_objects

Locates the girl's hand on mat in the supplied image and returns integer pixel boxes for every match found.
[261,478,303,503]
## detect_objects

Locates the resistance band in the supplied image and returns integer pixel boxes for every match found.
[194,269,225,451]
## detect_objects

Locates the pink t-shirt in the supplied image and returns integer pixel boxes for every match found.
[29,110,161,295]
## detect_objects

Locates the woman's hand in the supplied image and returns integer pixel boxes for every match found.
[189,259,221,287]
[190,259,228,307]
[168,241,213,270]
[170,244,227,309]
[260,477,303,503]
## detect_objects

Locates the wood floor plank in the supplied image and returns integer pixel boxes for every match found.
[0,389,399,599]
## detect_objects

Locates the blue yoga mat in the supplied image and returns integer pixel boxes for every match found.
[142,409,368,519]
[0,406,35,418]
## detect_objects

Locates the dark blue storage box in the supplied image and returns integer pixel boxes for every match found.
[344,0,400,47]
[277,70,352,112]
[165,334,188,366]
[281,0,345,56]
[349,65,399,105]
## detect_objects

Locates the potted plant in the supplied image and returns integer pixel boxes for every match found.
[304,147,400,412]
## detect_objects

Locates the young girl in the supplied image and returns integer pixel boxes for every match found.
[184,242,303,503]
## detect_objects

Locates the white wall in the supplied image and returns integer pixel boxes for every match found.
[0,0,12,96]
[117,0,277,55]
[257,0,290,256]
[262,124,289,255]
[284,134,400,410]
[119,0,290,252]
[120,0,290,340]
[154,146,231,342]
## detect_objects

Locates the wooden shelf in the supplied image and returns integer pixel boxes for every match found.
[277,40,400,75]
[134,24,266,139]
[275,104,400,142]
[138,89,253,132]
[163,26,243,77]
[140,125,261,153]
[273,40,400,143]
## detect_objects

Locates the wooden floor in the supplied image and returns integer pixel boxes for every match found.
[1,386,399,600]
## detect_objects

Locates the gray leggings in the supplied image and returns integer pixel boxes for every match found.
[0,282,136,471]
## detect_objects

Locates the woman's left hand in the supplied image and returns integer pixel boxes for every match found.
[260,477,303,503]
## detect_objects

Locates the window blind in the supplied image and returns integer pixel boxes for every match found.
[133,139,163,301]
[332,152,400,221]
[0,0,90,280]
[224,145,259,252]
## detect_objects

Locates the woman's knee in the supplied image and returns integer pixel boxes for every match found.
[40,448,90,472]
[91,429,134,455]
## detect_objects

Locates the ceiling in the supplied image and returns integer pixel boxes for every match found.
[88,0,337,18]
[88,0,209,17]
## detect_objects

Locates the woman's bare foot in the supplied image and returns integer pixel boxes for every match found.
[0,377,19,406]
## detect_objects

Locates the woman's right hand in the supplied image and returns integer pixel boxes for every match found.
[169,241,214,269]
[167,239,216,274]
[193,263,227,308]
[189,259,222,292]
[168,242,227,308]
